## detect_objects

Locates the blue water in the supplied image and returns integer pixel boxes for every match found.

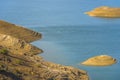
[0,0,120,80]
[31,25,120,80]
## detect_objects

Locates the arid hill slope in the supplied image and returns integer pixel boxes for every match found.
[0,20,41,43]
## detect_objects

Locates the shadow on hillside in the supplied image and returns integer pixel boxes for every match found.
[0,70,22,80]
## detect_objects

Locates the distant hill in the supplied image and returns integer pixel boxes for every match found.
[85,6,120,18]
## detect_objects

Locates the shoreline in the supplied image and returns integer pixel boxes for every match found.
[0,20,89,80]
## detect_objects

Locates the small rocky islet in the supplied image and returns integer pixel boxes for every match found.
[0,20,89,80]
[81,55,117,66]
[85,6,120,18]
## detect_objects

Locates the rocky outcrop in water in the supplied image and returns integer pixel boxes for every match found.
[81,55,117,66]
[85,6,120,18]
[0,20,89,80]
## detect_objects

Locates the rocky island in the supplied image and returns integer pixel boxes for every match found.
[81,55,117,66]
[0,20,89,80]
[85,6,120,18]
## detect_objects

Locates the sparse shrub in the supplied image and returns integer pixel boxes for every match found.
[15,59,23,65]
[0,48,8,55]
[36,64,42,68]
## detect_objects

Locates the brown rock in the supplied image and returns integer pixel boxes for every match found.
[0,34,42,55]
[0,20,42,43]
[0,20,43,55]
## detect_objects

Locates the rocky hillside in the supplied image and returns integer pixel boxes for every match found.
[0,33,42,55]
[0,20,41,43]
[0,46,88,80]
[0,20,89,80]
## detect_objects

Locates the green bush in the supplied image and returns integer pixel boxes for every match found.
[15,59,23,64]
[0,48,8,55]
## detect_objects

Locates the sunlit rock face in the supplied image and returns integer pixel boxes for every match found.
[0,20,43,55]
[81,55,117,66]
[0,34,42,55]
[85,6,120,18]
[0,20,42,43]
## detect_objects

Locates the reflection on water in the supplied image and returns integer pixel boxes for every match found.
[31,25,120,80]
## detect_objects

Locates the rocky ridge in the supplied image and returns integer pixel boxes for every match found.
[0,33,42,55]
[0,20,41,43]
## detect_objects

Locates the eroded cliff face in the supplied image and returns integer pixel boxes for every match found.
[0,20,89,80]
[0,33,42,55]
[0,20,43,55]
[0,20,41,43]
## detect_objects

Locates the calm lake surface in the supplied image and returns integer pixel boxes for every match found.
[0,0,120,80]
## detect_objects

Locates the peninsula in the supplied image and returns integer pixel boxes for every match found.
[85,6,120,18]
[0,20,89,80]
